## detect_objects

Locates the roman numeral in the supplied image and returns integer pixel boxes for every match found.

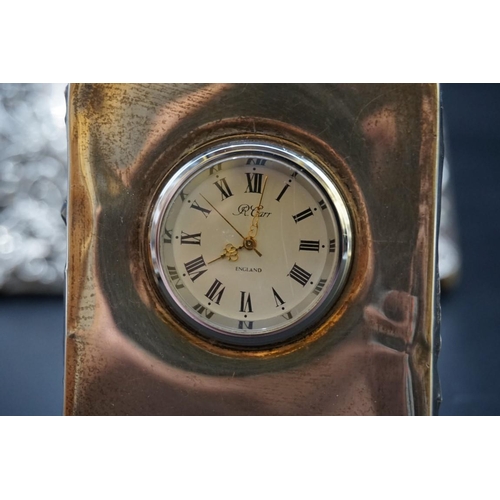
[238,321,254,329]
[292,207,314,223]
[213,177,233,200]
[167,265,184,289]
[318,199,327,210]
[275,183,290,202]
[193,303,214,319]
[245,173,263,194]
[180,231,201,245]
[190,200,211,218]
[209,164,222,175]
[163,227,173,244]
[299,240,320,252]
[246,158,267,166]
[288,263,312,287]
[313,279,327,296]
[239,291,253,313]
[272,287,286,307]
[179,189,189,202]
[184,255,207,282]
[205,279,225,305]
[330,239,336,252]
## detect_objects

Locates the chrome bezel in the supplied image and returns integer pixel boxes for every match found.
[149,140,353,347]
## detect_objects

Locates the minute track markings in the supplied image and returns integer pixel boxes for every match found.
[238,321,254,330]
[193,303,215,319]
[167,265,184,289]
[313,279,327,296]
[163,227,173,244]
[179,189,189,202]
[209,164,222,176]
[246,158,267,166]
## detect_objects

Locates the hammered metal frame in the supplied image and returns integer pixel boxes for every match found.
[65,84,440,415]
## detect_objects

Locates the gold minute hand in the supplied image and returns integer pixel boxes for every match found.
[200,194,263,257]
[247,175,268,239]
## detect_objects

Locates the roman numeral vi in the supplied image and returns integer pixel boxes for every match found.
[239,291,253,313]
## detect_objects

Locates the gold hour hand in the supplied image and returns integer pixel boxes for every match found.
[206,243,243,265]
[200,194,262,257]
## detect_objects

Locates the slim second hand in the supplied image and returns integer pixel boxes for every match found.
[257,175,268,211]
[200,194,263,257]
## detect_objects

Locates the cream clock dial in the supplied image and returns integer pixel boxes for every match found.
[150,141,353,347]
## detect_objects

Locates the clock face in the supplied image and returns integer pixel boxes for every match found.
[149,141,352,347]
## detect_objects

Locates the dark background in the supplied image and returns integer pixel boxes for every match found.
[0,84,499,416]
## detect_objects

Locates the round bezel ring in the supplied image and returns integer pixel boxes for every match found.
[149,139,354,348]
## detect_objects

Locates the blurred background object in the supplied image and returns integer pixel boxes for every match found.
[0,84,499,415]
[0,83,67,294]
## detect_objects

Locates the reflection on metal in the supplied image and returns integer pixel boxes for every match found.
[439,158,461,290]
[0,83,67,293]
[65,84,441,415]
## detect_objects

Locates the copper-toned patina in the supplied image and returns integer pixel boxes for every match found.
[65,84,441,415]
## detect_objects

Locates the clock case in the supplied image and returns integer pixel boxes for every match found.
[65,84,441,415]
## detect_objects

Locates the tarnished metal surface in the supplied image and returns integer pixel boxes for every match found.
[65,83,440,415]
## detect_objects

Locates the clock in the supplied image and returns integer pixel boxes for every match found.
[65,84,441,415]
[149,140,353,348]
